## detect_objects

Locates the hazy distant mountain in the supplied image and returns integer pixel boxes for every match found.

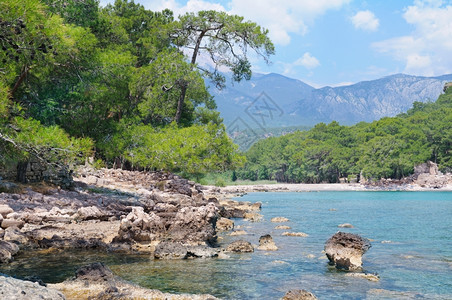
[210,73,452,131]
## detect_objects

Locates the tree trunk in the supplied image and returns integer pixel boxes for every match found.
[16,161,29,183]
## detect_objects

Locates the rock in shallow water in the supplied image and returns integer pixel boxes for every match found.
[225,240,254,253]
[281,289,318,300]
[257,234,278,251]
[324,231,371,270]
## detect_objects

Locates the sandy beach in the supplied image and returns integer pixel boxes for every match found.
[219,183,452,194]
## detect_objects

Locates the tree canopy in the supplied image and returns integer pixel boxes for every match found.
[236,89,452,183]
[1,0,274,181]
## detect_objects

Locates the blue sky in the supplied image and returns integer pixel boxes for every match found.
[100,0,452,87]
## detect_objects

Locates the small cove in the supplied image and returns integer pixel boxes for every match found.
[1,191,451,299]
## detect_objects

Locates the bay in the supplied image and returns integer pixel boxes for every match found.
[1,191,451,299]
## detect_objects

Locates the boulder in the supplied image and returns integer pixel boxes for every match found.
[225,240,254,253]
[75,262,115,282]
[1,218,25,229]
[216,217,234,231]
[281,289,318,300]
[324,232,371,270]
[275,225,291,230]
[0,275,65,299]
[0,204,14,218]
[154,242,188,259]
[3,226,28,245]
[257,234,278,251]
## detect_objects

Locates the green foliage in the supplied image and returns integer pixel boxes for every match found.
[237,93,452,182]
[109,122,244,177]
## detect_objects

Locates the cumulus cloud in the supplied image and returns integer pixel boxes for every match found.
[351,10,379,31]
[294,52,320,69]
[120,0,351,46]
[372,0,452,76]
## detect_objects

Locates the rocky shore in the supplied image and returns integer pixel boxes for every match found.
[0,167,266,299]
[0,164,448,299]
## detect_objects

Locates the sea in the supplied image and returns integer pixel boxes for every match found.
[1,191,451,299]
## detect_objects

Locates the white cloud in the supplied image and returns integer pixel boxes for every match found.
[229,0,351,45]
[294,52,320,69]
[372,1,452,76]
[128,0,351,46]
[351,10,379,31]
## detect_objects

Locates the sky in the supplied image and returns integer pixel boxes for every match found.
[100,0,452,87]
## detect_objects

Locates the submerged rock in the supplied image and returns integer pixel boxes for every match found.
[271,217,289,223]
[324,232,371,270]
[345,272,380,281]
[154,242,218,259]
[225,240,254,253]
[282,232,308,237]
[257,234,278,251]
[49,262,219,299]
[281,289,318,300]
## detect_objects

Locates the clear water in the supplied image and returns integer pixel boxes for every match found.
[1,192,451,299]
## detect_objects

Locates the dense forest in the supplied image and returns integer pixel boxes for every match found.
[0,0,274,180]
[236,88,452,183]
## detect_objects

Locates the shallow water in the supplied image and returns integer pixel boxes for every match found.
[1,191,451,299]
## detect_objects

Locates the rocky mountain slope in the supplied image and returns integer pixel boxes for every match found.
[211,73,452,130]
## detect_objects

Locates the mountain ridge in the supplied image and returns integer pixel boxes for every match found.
[210,72,452,131]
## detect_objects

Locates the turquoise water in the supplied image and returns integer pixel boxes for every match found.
[1,191,451,299]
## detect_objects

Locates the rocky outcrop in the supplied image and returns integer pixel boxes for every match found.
[0,275,65,300]
[225,240,254,253]
[281,289,318,300]
[324,232,371,270]
[257,234,278,251]
[49,263,218,300]
[216,217,234,231]
[218,199,262,219]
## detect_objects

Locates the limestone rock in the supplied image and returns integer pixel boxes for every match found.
[216,217,234,231]
[281,289,318,300]
[154,242,188,259]
[1,219,25,229]
[75,262,115,282]
[271,217,290,223]
[257,234,278,251]
[3,226,28,245]
[225,240,254,253]
[325,232,371,270]
[275,225,291,230]
[338,223,354,228]
[0,275,65,299]
[282,232,308,237]
[0,204,13,218]
[0,240,20,263]
[346,272,380,281]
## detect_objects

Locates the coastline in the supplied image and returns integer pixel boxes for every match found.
[218,183,452,194]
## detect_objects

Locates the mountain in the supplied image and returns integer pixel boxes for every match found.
[210,73,452,131]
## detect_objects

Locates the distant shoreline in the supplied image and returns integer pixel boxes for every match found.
[219,183,452,193]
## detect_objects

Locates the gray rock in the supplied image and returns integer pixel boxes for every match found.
[3,226,28,245]
[0,275,65,299]
[154,242,188,259]
[0,240,19,263]
[75,262,115,282]
[325,232,371,270]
